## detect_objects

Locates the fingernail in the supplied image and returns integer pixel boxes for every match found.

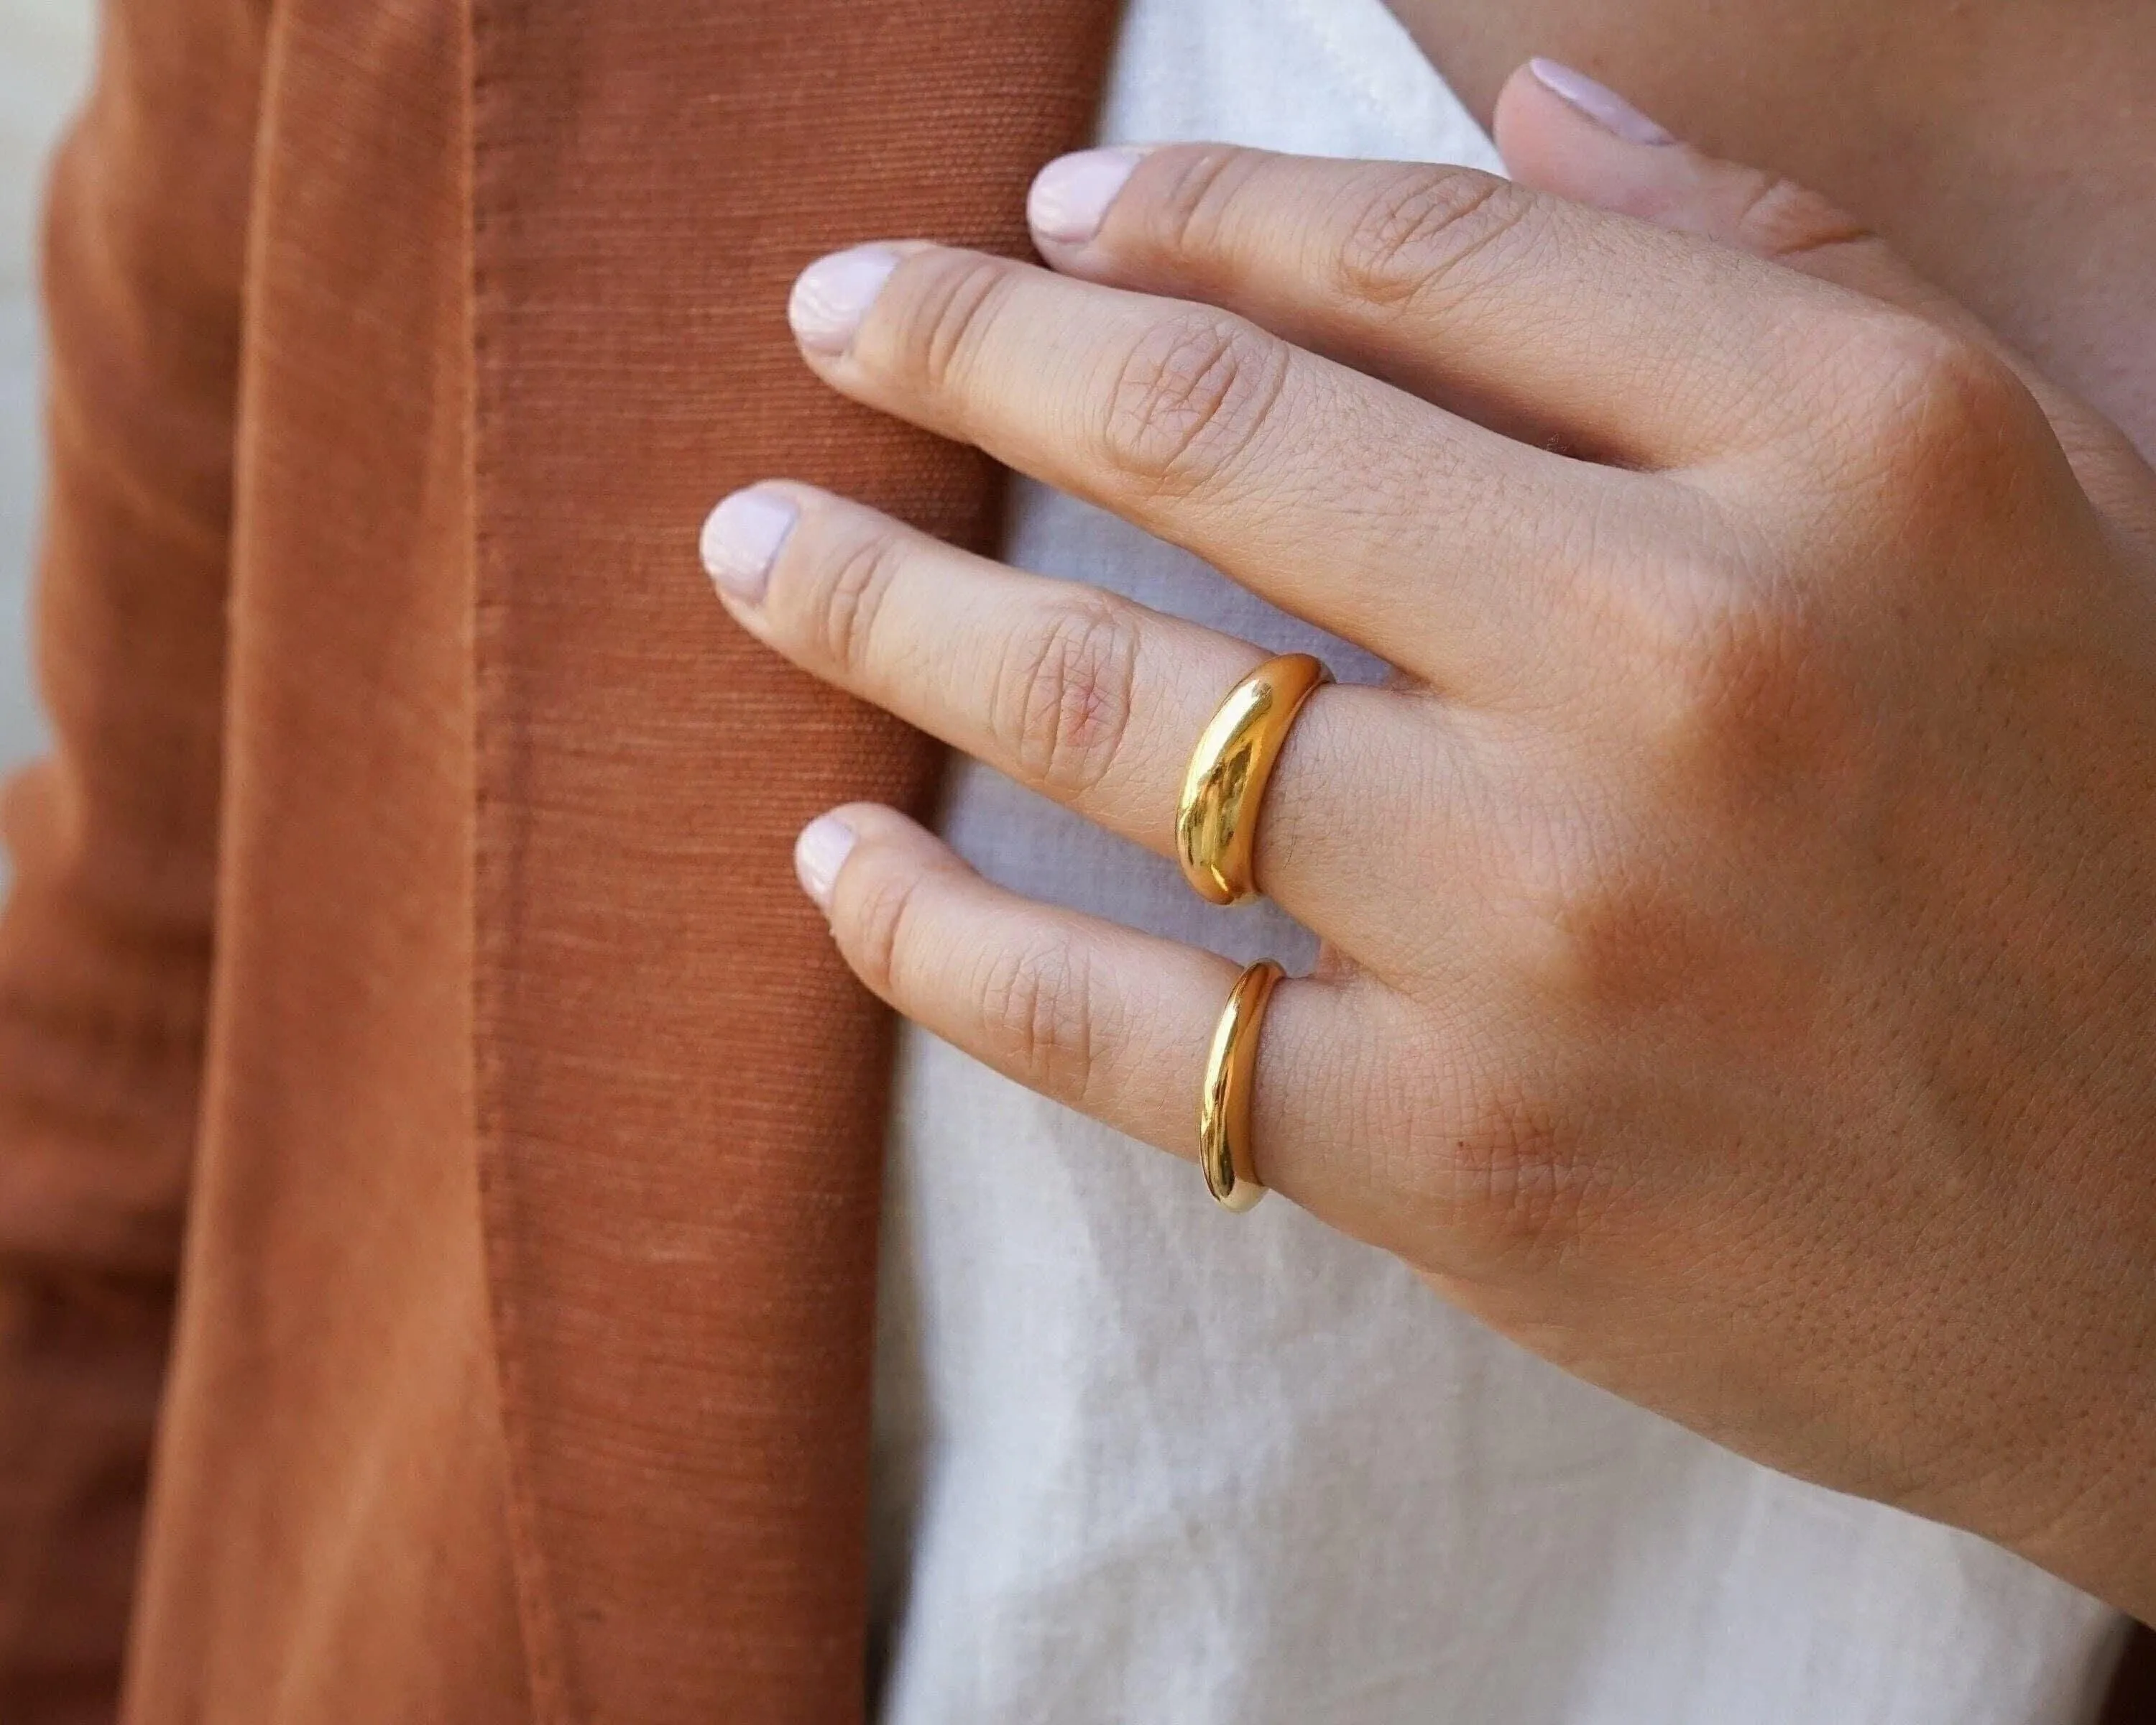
[1528,58,1677,147]
[700,488,798,603]
[1028,147,1146,246]
[789,246,900,354]
[794,814,857,911]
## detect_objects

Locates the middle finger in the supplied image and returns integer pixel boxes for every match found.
[701,479,1451,948]
[786,242,1648,698]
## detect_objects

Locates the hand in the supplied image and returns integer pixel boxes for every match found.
[700,63,2156,1617]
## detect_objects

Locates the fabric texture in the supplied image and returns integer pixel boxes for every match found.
[464,4,1113,1716]
[870,3,2132,1721]
[1,1,1115,1721]
[0,3,262,1718]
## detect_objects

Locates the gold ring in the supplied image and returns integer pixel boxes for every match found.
[1198,959,1284,1213]
[1176,653,1331,906]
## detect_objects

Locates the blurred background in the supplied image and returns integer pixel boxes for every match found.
[1,0,96,796]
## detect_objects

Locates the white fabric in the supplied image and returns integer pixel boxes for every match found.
[867,0,2131,1719]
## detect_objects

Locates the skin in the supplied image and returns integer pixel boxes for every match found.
[701,68,2156,1619]
[1388,0,2156,454]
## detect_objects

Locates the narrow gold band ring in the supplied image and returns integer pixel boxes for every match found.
[1198,959,1285,1213]
[1175,653,1332,907]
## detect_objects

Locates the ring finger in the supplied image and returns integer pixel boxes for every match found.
[702,479,1454,944]
[798,799,1399,1220]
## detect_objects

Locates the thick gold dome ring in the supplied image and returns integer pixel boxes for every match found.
[1175,653,1332,906]
[1199,960,1285,1213]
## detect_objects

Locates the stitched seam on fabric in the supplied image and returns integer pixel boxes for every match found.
[464,1,571,1718]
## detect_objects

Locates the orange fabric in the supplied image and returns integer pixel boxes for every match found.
[465,2,1115,1714]
[3,1,1115,1720]
[0,2,262,1717]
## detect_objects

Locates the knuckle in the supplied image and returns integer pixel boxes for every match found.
[1098,310,1287,497]
[1133,143,1266,262]
[994,596,1141,800]
[1649,581,1855,797]
[974,935,1108,1103]
[1726,172,1870,263]
[1334,165,1529,310]
[801,515,909,677]
[876,249,1015,400]
[842,857,929,1000]
[1828,312,2037,502]
[1521,842,1705,1026]
[1672,586,1810,727]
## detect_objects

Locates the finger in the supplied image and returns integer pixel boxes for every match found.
[1023,141,1871,471]
[1492,59,2156,527]
[1496,63,1932,307]
[793,801,1370,1208]
[701,480,1438,942]
[783,241,1651,694]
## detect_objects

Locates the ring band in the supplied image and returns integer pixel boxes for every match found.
[1198,959,1285,1213]
[1176,653,1332,906]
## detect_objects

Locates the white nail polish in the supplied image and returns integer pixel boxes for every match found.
[788,247,900,354]
[794,814,857,911]
[1528,58,1677,147]
[699,489,797,603]
[1028,147,1145,246]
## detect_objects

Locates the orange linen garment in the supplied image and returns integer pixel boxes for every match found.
[0,1,1114,1720]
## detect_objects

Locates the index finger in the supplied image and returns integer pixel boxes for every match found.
[783,240,1648,692]
[1028,143,1883,469]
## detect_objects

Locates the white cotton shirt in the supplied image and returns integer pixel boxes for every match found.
[867,0,2132,1719]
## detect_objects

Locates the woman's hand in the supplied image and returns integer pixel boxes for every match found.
[700,63,2156,1617]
